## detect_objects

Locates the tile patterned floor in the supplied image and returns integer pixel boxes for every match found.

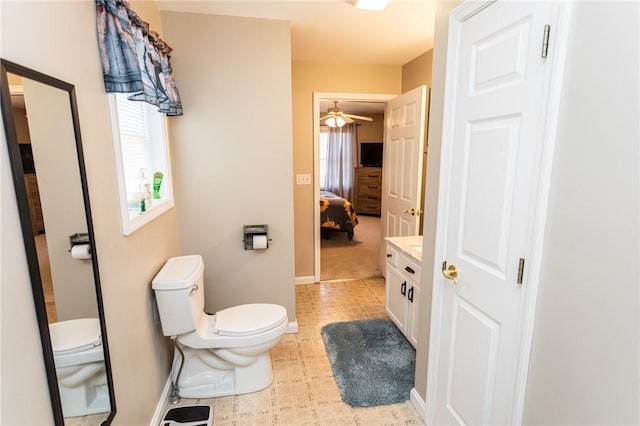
[164,279,425,425]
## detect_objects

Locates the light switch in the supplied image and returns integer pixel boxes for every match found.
[296,174,311,185]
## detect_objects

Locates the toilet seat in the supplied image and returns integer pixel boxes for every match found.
[50,318,102,355]
[214,304,287,336]
[179,304,289,349]
[50,319,104,368]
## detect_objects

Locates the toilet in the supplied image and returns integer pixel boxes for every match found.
[49,318,110,418]
[152,255,288,398]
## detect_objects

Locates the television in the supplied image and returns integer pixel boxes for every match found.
[20,144,36,174]
[359,142,383,167]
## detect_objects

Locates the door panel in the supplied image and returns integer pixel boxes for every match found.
[446,295,500,425]
[433,2,558,425]
[459,115,521,277]
[382,86,427,240]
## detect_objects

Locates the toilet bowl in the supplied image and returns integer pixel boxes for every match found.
[49,318,110,418]
[152,255,288,398]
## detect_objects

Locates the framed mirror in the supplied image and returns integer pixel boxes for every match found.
[0,59,116,425]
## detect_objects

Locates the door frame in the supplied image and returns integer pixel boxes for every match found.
[425,1,572,424]
[313,92,396,283]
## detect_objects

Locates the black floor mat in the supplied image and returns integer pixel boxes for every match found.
[161,405,212,425]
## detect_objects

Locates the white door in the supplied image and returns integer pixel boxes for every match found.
[381,86,427,274]
[431,2,566,425]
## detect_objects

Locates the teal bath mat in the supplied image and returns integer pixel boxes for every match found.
[321,318,415,407]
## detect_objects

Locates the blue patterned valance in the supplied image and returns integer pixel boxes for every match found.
[95,0,183,116]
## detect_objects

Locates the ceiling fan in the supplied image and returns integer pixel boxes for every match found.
[320,101,373,127]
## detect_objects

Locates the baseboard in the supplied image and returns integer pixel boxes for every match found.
[295,275,315,285]
[150,376,172,426]
[287,320,299,334]
[410,387,426,422]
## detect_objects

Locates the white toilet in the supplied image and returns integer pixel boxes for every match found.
[152,255,288,398]
[48,318,110,417]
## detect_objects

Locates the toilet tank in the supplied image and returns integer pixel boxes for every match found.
[152,255,205,336]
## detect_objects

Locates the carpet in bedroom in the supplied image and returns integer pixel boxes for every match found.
[321,214,381,281]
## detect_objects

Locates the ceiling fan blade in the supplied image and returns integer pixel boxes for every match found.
[342,116,355,124]
[319,114,331,120]
[343,113,373,122]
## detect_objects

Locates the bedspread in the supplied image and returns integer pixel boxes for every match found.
[320,191,358,239]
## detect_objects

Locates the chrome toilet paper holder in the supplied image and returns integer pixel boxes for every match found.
[243,224,271,250]
[68,232,90,251]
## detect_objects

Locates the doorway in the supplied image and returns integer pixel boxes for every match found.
[313,92,395,282]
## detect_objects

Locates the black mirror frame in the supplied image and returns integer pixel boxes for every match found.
[0,58,116,425]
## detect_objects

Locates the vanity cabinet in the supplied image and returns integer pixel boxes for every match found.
[385,239,421,348]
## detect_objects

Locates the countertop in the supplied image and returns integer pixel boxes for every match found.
[385,235,423,262]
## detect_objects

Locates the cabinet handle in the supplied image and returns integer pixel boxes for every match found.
[368,185,378,189]
[386,253,392,258]
[408,286,414,302]
[405,266,415,274]
[400,281,407,296]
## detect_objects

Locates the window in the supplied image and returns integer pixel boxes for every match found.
[109,93,173,235]
[319,126,329,189]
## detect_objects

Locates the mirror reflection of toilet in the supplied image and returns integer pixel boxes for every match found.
[152,255,288,399]
[49,318,110,417]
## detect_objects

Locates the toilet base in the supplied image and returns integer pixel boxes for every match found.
[173,350,274,398]
[59,372,110,418]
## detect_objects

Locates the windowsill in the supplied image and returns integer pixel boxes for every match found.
[123,198,173,236]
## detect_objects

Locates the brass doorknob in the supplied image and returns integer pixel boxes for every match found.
[441,261,459,285]
[403,208,424,216]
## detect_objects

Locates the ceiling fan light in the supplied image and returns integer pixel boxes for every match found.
[326,117,337,127]
[354,0,391,11]
[336,116,346,127]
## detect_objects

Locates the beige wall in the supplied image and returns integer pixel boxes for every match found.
[417,2,639,423]
[523,2,639,424]
[402,50,433,93]
[1,1,179,424]
[357,113,384,146]
[23,78,97,321]
[161,12,296,319]
[293,61,402,278]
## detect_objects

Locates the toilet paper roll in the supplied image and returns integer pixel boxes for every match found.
[253,235,268,250]
[71,244,92,259]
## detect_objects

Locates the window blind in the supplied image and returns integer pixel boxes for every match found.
[115,94,150,194]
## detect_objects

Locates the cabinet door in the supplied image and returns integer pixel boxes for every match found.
[385,265,408,333]
[406,280,421,348]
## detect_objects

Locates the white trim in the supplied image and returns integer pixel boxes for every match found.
[425,2,572,425]
[424,4,465,423]
[312,92,396,283]
[107,94,175,236]
[511,3,573,420]
[295,275,315,285]
[409,387,426,421]
[149,376,172,426]
[287,320,299,334]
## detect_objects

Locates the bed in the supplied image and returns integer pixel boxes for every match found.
[320,191,358,240]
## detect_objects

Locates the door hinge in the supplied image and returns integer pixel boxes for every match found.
[541,25,551,58]
[517,258,525,284]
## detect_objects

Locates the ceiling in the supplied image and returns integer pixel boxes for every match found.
[156,0,437,66]
[156,1,437,117]
[319,99,386,115]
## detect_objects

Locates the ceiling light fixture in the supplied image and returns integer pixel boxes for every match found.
[353,0,392,11]
[325,116,347,128]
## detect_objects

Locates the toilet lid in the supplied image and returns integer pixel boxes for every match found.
[49,318,102,355]
[214,304,287,336]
